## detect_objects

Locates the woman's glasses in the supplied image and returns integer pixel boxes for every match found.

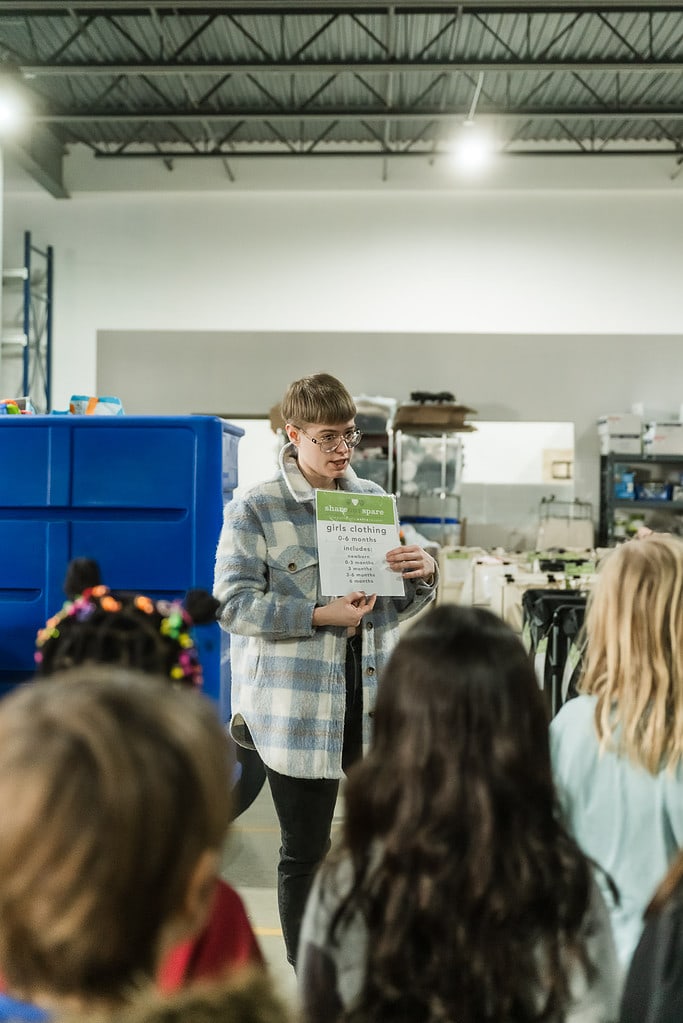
[298,427,363,454]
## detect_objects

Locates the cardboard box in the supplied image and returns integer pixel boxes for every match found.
[393,403,477,431]
[599,434,642,456]
[597,413,642,437]
[643,422,683,456]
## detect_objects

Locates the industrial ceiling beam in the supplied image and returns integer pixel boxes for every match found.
[2,0,681,186]
[91,147,683,158]
[27,108,683,124]
[2,2,683,11]
[16,60,683,76]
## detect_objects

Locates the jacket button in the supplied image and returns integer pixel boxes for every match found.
[288,562,297,571]
[366,621,374,630]
[367,666,375,675]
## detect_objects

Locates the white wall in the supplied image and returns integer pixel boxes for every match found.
[2,172,683,512]
[3,187,683,390]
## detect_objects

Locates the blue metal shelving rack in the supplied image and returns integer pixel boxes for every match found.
[1,230,53,411]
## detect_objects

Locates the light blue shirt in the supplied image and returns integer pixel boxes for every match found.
[550,694,683,970]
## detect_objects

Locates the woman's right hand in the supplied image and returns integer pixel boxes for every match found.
[312,591,377,629]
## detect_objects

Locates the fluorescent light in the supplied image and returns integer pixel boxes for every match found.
[0,85,26,134]
[450,122,495,172]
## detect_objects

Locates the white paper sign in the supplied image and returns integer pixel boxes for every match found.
[315,490,406,597]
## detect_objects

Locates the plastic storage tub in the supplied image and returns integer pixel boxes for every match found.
[0,415,243,715]
[400,514,460,544]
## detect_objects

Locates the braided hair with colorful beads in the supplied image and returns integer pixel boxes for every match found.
[35,558,220,687]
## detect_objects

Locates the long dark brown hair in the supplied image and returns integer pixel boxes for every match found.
[331,604,592,1023]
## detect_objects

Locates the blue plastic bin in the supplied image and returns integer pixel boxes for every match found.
[0,415,243,714]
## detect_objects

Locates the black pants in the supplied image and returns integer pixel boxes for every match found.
[265,634,363,968]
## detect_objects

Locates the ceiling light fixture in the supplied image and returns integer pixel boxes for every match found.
[454,122,495,172]
[448,72,495,173]
[0,75,27,135]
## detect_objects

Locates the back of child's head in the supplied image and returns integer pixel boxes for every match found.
[581,533,683,771]
[280,372,356,426]
[0,666,232,1003]
[102,971,289,1023]
[339,604,592,1023]
[359,603,554,830]
[35,558,219,688]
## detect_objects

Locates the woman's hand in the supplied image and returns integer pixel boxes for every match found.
[313,591,377,629]
[386,545,437,583]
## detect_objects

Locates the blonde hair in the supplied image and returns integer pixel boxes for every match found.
[580,534,683,773]
[0,666,232,1002]
[280,372,356,426]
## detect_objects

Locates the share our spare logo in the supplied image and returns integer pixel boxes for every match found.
[316,490,395,525]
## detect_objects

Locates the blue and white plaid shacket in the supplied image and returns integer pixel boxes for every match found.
[214,444,436,779]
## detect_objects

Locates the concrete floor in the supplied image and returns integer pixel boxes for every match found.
[220,780,344,1008]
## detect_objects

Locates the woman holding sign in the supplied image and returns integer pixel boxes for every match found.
[214,372,437,968]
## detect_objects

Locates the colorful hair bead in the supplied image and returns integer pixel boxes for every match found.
[134,595,154,615]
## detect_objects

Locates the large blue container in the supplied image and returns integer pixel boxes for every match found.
[0,415,243,713]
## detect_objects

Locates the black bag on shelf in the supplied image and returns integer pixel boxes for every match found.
[521,590,587,719]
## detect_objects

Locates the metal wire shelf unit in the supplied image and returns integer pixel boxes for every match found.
[599,453,683,545]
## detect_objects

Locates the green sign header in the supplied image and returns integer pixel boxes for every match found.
[315,489,397,526]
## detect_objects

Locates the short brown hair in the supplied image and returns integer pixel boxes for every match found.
[0,666,232,1002]
[280,372,356,425]
[101,971,290,1023]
